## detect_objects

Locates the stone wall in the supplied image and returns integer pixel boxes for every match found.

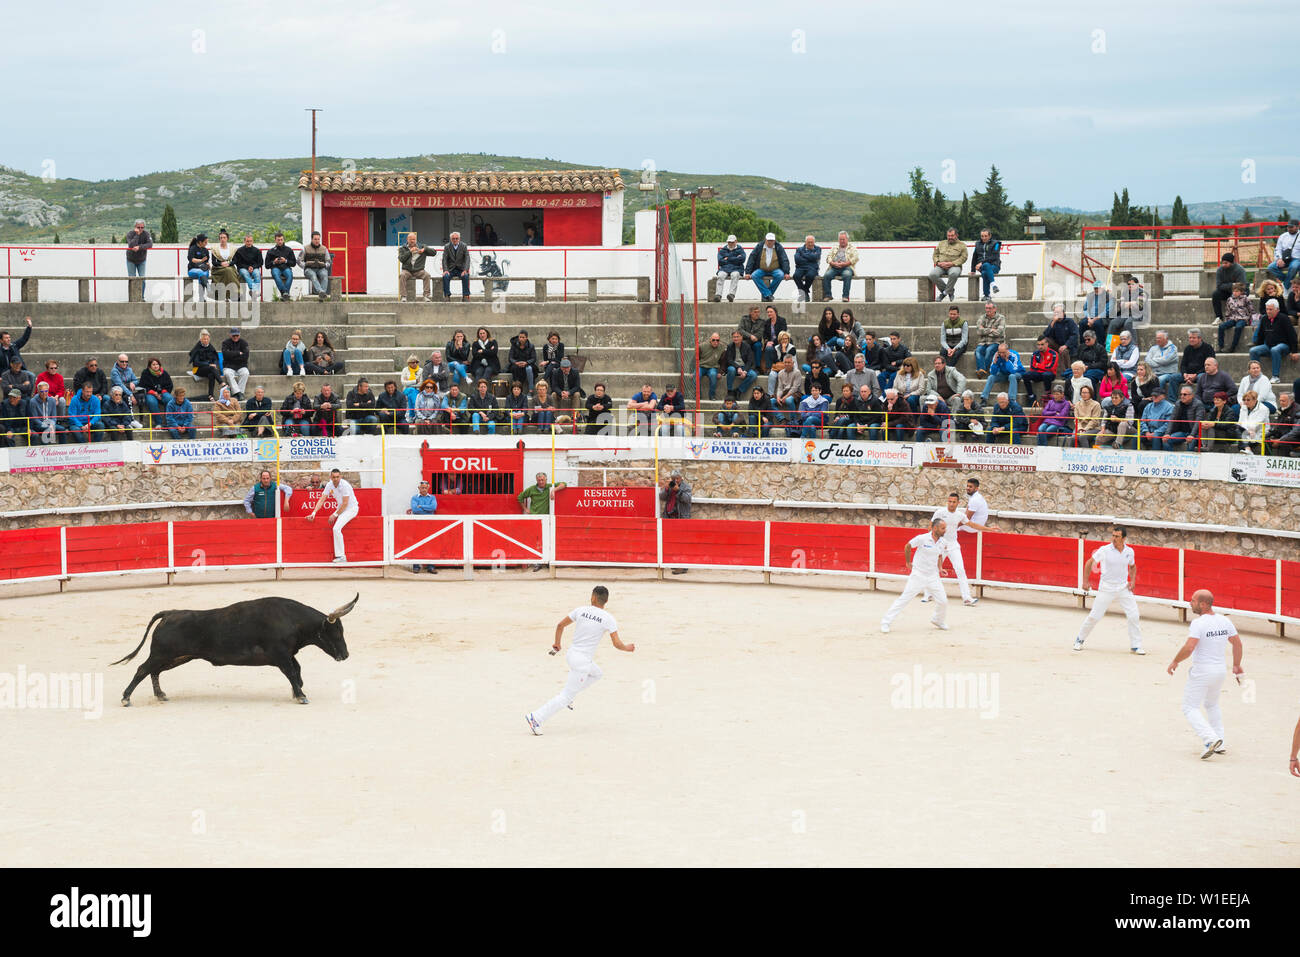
[577,460,1300,562]
[0,462,340,530]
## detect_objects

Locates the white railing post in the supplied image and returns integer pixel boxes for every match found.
[59,525,67,579]
[1076,537,1084,591]
[763,521,771,573]
[462,518,474,580]
[1277,559,1283,617]
[167,521,175,574]
[656,518,663,570]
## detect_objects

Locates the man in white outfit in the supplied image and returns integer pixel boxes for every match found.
[1073,525,1144,654]
[307,467,358,563]
[922,490,999,607]
[526,585,634,735]
[1167,589,1243,759]
[880,518,952,633]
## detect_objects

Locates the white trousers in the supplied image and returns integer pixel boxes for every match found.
[331,506,358,559]
[1182,668,1226,748]
[716,270,741,298]
[533,649,603,724]
[923,542,972,602]
[222,366,250,396]
[1077,586,1142,647]
[882,571,947,627]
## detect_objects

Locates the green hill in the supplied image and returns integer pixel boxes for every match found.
[0,153,876,244]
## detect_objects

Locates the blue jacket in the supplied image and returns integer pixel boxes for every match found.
[971,238,1001,269]
[111,363,139,395]
[989,350,1026,378]
[1140,397,1174,436]
[793,244,822,276]
[28,394,60,430]
[67,393,101,429]
[798,393,830,415]
[717,245,745,273]
[410,493,438,515]
[745,242,790,274]
[987,400,1027,435]
[164,398,193,428]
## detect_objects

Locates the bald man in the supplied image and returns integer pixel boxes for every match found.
[1167,589,1243,760]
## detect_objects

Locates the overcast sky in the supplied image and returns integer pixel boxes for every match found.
[5,0,1295,209]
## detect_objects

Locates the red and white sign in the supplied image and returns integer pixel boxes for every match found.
[323,192,602,210]
[284,487,382,517]
[10,442,126,473]
[555,486,656,517]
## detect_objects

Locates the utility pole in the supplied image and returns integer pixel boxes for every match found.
[306,108,322,236]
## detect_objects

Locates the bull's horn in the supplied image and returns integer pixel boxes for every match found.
[326,593,360,623]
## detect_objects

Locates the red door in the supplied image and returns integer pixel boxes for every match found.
[324,206,369,294]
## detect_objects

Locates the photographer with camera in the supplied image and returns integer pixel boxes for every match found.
[660,469,692,575]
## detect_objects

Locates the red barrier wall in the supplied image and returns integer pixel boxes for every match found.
[1184,549,1276,617]
[768,521,870,572]
[661,519,764,568]
[0,526,62,580]
[172,519,277,568]
[65,522,169,575]
[984,532,1078,589]
[280,517,384,564]
[392,518,464,563]
[470,519,544,561]
[554,516,656,564]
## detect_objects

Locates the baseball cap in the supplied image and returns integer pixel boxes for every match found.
[765,232,775,241]
[560,358,572,367]
[6,389,19,398]
[924,393,939,404]
[727,234,737,243]
[230,327,240,334]
[1290,219,1299,227]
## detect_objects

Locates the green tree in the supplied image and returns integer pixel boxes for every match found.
[854,193,919,241]
[52,232,61,244]
[664,199,782,244]
[110,234,119,244]
[971,165,1016,239]
[1170,196,1189,227]
[956,192,975,239]
[159,204,178,242]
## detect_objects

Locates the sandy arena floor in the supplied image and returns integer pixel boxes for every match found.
[1,574,1297,867]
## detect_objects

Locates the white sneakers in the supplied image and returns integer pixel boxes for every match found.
[919,595,932,603]
[1130,646,1146,655]
[525,713,542,735]
[930,620,949,630]
[963,597,979,606]
[879,621,891,634]
[1072,637,1084,651]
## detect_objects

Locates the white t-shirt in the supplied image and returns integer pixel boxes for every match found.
[1188,613,1237,674]
[569,605,618,656]
[908,533,951,577]
[962,491,988,533]
[322,478,358,513]
[931,506,966,543]
[1092,543,1134,590]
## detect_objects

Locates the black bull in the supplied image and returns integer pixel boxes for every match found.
[113,594,358,706]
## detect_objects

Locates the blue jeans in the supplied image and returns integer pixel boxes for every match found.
[1138,432,1166,451]
[749,412,772,438]
[1250,342,1288,378]
[1157,372,1182,396]
[271,267,294,297]
[533,409,554,430]
[513,365,535,391]
[1165,429,1196,452]
[443,269,470,298]
[798,412,824,438]
[1037,422,1069,445]
[348,414,379,436]
[1264,259,1300,285]
[774,395,798,423]
[127,259,146,293]
[1084,369,1105,387]
[822,266,853,299]
[283,346,306,374]
[238,267,261,294]
[471,412,496,434]
[166,427,192,440]
[448,361,470,386]
[726,366,757,394]
[143,392,172,417]
[751,269,784,299]
[974,342,999,372]
[982,373,1020,401]
[977,262,1000,297]
[304,267,330,295]
[878,370,897,390]
[187,269,209,296]
[1218,319,1247,351]
[829,416,855,439]
[699,367,719,399]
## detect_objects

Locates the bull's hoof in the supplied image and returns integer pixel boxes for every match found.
[121,697,131,707]
[155,693,168,702]
[295,695,309,705]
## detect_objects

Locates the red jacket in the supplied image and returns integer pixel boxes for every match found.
[1029,349,1059,375]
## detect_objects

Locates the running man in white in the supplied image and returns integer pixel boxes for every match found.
[881,518,952,633]
[526,585,633,734]
[922,490,999,607]
[1167,589,1243,759]
[1073,524,1145,654]
[306,467,358,563]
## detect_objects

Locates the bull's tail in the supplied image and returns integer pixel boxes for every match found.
[111,611,169,666]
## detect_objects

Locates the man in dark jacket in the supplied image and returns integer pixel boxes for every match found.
[221,327,251,398]
[1211,253,1248,320]
[466,378,499,434]
[72,357,109,396]
[508,330,538,390]
[792,235,821,303]
[970,228,1001,299]
[242,385,275,437]
[1,357,36,399]
[986,392,1028,445]
[264,232,297,300]
[880,388,914,442]
[125,220,153,291]
[314,382,341,437]
[879,332,911,390]
[0,389,29,447]
[345,378,380,435]
[232,234,263,299]
[1078,330,1109,387]
[745,233,789,302]
[723,331,757,395]
[442,231,471,301]
[713,236,745,302]
[1178,328,1215,392]
[1165,385,1206,452]
[376,380,408,434]
[584,382,613,435]
[0,317,32,370]
[1266,391,1300,456]
[1042,305,1080,366]
[861,331,886,372]
[546,357,585,412]
[1249,298,1299,382]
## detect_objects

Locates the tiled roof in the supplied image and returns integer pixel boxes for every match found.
[298,169,624,193]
